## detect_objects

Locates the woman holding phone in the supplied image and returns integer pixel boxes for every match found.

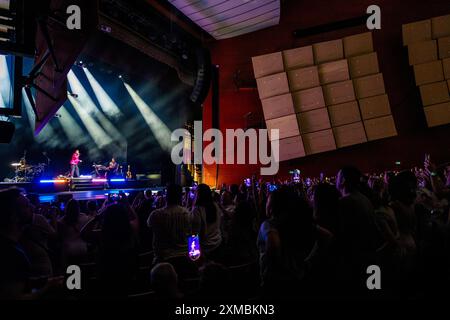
[191,184,223,259]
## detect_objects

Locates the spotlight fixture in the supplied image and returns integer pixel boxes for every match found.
[118,74,123,79]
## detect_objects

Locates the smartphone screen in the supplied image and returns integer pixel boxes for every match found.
[188,234,201,261]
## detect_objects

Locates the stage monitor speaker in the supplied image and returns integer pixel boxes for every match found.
[190,47,212,106]
[0,121,15,143]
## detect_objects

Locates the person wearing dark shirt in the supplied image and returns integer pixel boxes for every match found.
[335,166,382,294]
[0,188,33,298]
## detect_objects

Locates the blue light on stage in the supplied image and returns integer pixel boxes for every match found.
[40,179,67,184]
[110,178,125,182]
[104,190,129,196]
[39,195,56,203]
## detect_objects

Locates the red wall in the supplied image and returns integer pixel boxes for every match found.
[203,0,450,186]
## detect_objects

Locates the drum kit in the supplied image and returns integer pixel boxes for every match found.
[10,152,47,183]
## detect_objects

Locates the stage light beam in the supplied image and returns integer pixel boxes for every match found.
[82,67,123,118]
[68,94,113,149]
[56,105,94,151]
[0,55,11,107]
[123,82,173,152]
[68,70,123,139]
[67,70,127,158]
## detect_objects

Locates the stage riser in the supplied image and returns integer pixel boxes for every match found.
[0,179,158,194]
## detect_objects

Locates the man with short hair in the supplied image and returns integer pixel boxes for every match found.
[147,184,192,263]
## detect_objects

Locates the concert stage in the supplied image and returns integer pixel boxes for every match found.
[0,176,163,203]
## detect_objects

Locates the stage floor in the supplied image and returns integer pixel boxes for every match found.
[0,178,163,203]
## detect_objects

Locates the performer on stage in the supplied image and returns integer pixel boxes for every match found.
[70,149,82,178]
[106,157,119,178]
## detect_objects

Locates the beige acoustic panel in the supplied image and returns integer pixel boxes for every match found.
[364,115,397,141]
[287,66,320,91]
[283,46,314,70]
[424,102,450,127]
[303,129,336,155]
[252,52,284,79]
[402,19,432,46]
[328,101,361,127]
[419,81,450,106]
[408,40,438,66]
[348,52,379,78]
[444,58,450,79]
[323,80,356,106]
[261,93,295,120]
[313,39,344,64]
[413,60,444,86]
[448,79,450,90]
[438,36,450,59]
[343,32,374,58]
[266,114,300,141]
[256,72,290,99]
[333,122,367,148]
[297,108,331,134]
[318,59,350,85]
[432,14,450,39]
[277,135,306,161]
[292,86,326,113]
[359,94,391,120]
[353,73,386,99]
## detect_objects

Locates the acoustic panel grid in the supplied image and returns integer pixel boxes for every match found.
[252,32,397,162]
[403,14,450,128]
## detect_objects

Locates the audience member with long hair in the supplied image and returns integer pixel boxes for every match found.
[192,184,223,258]
[257,186,315,297]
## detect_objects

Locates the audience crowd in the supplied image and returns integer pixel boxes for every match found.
[1,155,449,300]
